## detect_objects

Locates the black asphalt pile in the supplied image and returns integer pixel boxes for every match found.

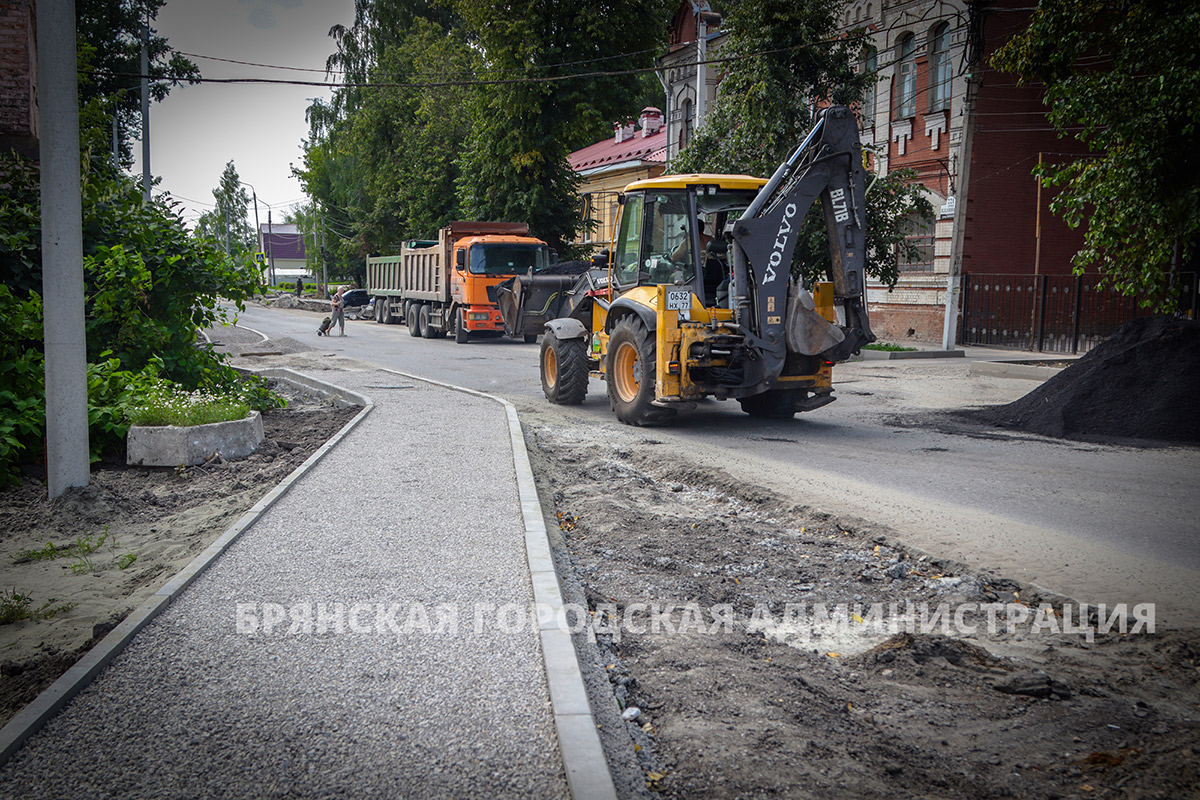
[975,315,1200,443]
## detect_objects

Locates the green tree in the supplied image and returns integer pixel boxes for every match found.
[452,0,671,254]
[196,160,253,258]
[992,0,1200,309]
[296,1,475,284]
[76,0,199,169]
[671,0,931,288]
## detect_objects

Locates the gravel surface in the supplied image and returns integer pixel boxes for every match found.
[0,371,568,799]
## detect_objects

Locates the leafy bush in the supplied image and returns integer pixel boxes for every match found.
[0,287,46,480]
[0,153,285,482]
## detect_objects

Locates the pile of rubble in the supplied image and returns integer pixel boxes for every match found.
[976,315,1200,443]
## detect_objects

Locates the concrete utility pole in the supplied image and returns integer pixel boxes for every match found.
[39,0,90,499]
[140,20,150,202]
[320,213,328,293]
[695,15,707,131]
[266,209,276,286]
[111,99,119,167]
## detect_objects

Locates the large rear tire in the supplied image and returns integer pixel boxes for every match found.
[380,298,393,325]
[407,303,421,337]
[455,308,469,344]
[738,389,800,419]
[419,304,434,338]
[606,317,674,426]
[541,331,588,404]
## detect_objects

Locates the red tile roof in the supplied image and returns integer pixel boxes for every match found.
[570,127,668,173]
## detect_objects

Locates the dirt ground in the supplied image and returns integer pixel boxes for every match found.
[0,384,358,728]
[528,420,1200,800]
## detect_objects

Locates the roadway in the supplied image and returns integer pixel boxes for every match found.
[229,302,1200,626]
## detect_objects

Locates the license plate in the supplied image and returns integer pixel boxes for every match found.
[665,290,691,311]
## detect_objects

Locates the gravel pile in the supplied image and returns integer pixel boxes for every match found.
[973,315,1200,443]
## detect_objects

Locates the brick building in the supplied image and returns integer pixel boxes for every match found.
[0,0,37,158]
[845,0,1091,346]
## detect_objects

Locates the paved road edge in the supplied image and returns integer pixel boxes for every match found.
[379,368,618,800]
[0,369,373,767]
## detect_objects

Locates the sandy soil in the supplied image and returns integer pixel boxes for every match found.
[529,421,1200,799]
[0,385,358,727]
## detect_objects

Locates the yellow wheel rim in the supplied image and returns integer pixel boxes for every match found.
[544,346,558,389]
[613,341,640,403]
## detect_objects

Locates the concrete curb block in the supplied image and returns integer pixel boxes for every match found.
[968,361,1064,381]
[232,322,271,343]
[234,366,366,408]
[861,348,965,360]
[380,368,617,800]
[0,374,373,768]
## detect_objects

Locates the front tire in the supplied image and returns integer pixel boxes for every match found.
[606,317,674,426]
[455,308,469,344]
[541,331,588,404]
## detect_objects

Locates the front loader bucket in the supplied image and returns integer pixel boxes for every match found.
[496,261,593,338]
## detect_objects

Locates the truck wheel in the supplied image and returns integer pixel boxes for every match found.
[381,299,393,325]
[738,389,800,419]
[523,333,538,344]
[375,299,384,323]
[541,331,588,405]
[455,308,469,344]
[407,303,422,337]
[606,317,674,426]
[420,305,438,339]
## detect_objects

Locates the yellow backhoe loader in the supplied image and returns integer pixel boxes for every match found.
[497,105,874,425]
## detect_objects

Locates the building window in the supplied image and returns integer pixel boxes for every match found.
[895,33,917,119]
[679,97,694,151]
[862,46,878,130]
[929,23,951,112]
[581,192,594,243]
[896,213,935,273]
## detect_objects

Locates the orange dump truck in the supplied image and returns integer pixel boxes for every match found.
[367,221,551,343]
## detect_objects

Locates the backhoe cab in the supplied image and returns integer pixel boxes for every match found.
[532,105,874,426]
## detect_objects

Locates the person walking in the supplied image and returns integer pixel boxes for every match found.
[330,285,347,336]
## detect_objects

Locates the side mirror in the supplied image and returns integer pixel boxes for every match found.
[455,248,466,268]
[549,250,559,264]
[591,249,610,269]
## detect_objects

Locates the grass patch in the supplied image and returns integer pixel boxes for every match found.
[15,528,130,575]
[17,528,110,564]
[126,387,250,427]
[0,588,76,625]
[862,342,918,352]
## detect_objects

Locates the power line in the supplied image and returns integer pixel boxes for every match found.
[177,44,663,79]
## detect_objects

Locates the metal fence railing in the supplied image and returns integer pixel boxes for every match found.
[960,272,1198,353]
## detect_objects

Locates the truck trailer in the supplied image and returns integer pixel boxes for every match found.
[367,222,551,343]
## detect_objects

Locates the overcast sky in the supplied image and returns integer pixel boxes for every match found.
[130,0,356,230]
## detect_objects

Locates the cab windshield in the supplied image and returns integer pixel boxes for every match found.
[468,244,548,276]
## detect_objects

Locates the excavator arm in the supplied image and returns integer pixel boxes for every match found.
[727,106,875,388]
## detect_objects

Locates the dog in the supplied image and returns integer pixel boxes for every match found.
[317,316,332,336]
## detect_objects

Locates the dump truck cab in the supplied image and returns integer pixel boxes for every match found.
[452,233,551,336]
